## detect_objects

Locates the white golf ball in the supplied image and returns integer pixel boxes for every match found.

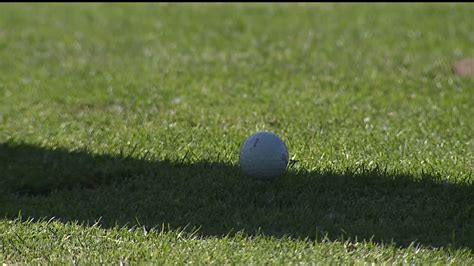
[239,131,289,180]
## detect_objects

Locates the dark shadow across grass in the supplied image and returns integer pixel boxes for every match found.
[1,142,473,251]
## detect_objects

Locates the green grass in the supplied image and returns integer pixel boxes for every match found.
[0,3,473,264]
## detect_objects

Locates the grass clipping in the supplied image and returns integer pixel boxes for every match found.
[453,58,474,77]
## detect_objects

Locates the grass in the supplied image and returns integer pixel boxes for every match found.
[2,219,472,265]
[0,3,473,264]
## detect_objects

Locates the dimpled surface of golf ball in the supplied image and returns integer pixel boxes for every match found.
[239,131,289,180]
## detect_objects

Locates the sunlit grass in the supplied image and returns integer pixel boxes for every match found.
[0,3,473,264]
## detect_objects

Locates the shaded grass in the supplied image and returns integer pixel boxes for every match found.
[1,143,473,251]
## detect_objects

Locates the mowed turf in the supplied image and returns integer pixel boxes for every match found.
[0,3,473,264]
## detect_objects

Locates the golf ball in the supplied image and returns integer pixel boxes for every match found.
[239,131,289,180]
